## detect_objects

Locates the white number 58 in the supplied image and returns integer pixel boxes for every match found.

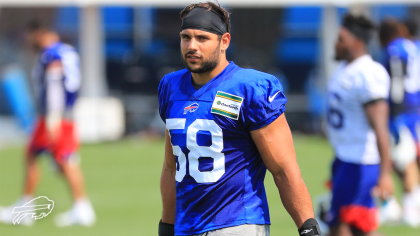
[166,119,225,183]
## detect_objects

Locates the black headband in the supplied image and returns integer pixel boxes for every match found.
[181,7,228,36]
[343,22,373,44]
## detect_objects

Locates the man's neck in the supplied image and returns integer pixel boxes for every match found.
[41,34,60,50]
[347,50,367,64]
[191,59,229,85]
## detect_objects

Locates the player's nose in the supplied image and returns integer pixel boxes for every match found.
[188,38,199,51]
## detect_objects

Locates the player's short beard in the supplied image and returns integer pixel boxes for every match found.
[182,43,220,73]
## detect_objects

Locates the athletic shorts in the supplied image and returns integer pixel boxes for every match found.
[27,117,79,164]
[390,112,420,154]
[327,158,379,233]
[189,224,270,236]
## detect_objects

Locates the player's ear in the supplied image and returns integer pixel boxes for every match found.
[220,33,231,52]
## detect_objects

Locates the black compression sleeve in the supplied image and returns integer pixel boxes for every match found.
[159,220,175,236]
[298,218,321,236]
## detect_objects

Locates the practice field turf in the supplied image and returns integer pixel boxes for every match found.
[0,135,418,235]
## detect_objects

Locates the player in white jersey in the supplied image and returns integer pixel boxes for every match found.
[328,57,390,165]
[325,14,394,236]
[0,20,95,227]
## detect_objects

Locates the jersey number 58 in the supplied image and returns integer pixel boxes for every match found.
[166,119,225,183]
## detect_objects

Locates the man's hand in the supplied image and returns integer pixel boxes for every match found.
[46,111,62,141]
[374,172,394,200]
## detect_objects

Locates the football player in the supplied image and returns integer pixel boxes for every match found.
[378,19,420,227]
[158,2,320,236]
[326,14,394,236]
[0,20,95,227]
[404,18,420,55]
[404,18,420,170]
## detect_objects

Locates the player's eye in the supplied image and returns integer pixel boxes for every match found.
[181,35,190,40]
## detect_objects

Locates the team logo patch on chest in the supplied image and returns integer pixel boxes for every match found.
[211,91,243,120]
[184,102,199,114]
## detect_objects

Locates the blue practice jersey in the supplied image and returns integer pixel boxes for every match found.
[382,37,420,115]
[32,42,81,115]
[158,62,287,235]
[413,39,420,54]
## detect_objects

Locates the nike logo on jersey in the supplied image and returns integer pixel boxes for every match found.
[184,103,199,114]
[269,91,281,102]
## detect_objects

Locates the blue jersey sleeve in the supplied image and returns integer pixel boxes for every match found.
[242,75,287,131]
[158,76,169,123]
[385,39,409,78]
[41,50,62,67]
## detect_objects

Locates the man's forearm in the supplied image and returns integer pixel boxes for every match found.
[274,168,314,228]
[375,128,393,174]
[365,100,394,199]
[160,166,176,224]
[366,101,392,174]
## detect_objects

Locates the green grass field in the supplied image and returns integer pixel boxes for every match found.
[0,135,418,235]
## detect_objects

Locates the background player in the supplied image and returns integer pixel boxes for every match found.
[404,19,420,55]
[404,18,420,170]
[326,14,394,236]
[0,21,95,227]
[378,19,420,227]
[158,2,320,236]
